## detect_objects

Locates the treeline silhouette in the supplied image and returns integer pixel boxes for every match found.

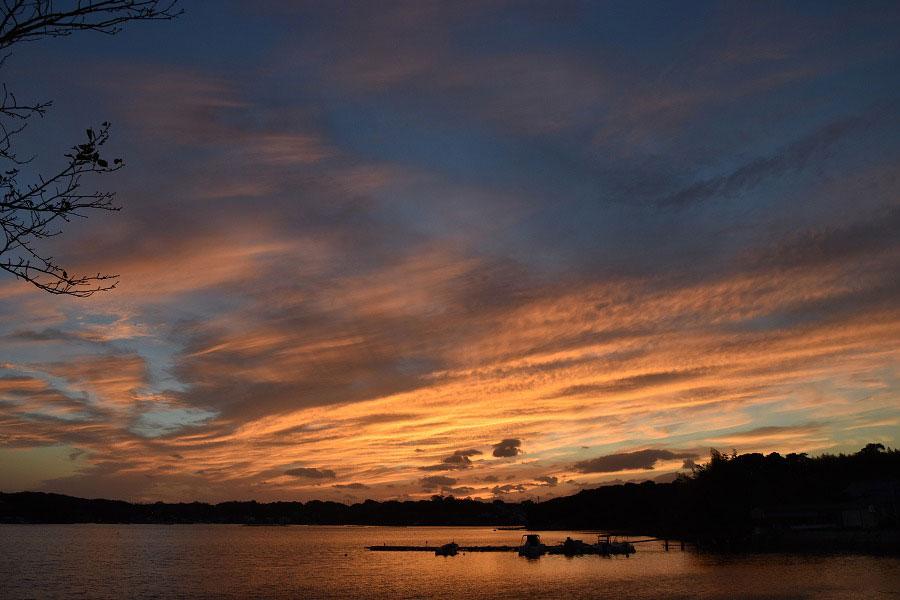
[0,493,527,526]
[527,443,899,539]
[2,445,897,543]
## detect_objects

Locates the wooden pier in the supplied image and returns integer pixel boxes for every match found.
[661,538,699,551]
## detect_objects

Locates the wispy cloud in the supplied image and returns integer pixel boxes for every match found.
[0,0,898,502]
[573,449,698,474]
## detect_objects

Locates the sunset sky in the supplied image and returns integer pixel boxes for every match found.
[1,1,899,503]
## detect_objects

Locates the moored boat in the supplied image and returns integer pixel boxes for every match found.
[559,536,591,556]
[435,542,459,556]
[596,534,635,555]
[518,534,546,558]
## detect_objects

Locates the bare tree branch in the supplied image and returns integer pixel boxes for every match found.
[1,122,121,296]
[0,1,180,296]
[0,1,181,51]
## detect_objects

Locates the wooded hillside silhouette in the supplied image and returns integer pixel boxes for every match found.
[528,443,899,542]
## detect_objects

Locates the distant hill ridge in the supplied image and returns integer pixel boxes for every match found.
[2,445,897,544]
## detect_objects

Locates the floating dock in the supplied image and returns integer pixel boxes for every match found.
[368,545,517,552]
[368,536,676,555]
[368,544,636,555]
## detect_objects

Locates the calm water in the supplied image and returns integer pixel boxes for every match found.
[1,525,898,599]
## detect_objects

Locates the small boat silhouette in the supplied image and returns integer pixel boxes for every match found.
[518,534,546,558]
[597,534,635,555]
[435,542,459,556]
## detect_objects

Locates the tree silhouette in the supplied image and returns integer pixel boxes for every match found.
[0,1,180,296]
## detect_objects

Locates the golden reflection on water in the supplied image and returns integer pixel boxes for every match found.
[1,525,898,599]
